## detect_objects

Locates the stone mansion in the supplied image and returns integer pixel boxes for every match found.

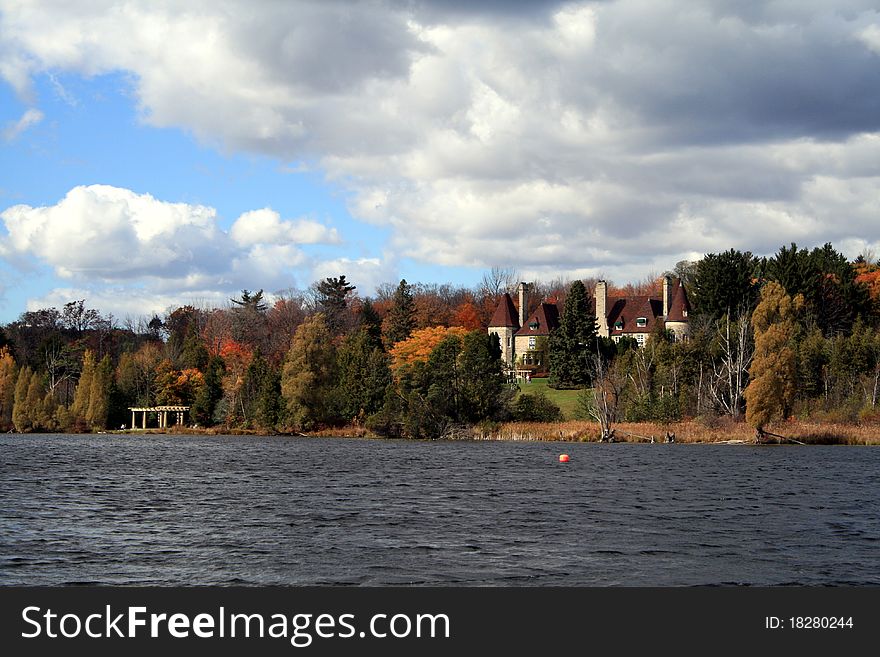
[488,276,690,372]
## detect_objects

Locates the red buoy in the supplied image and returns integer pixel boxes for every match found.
[559,454,570,463]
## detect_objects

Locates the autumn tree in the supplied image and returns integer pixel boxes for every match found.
[85,355,115,430]
[548,280,597,388]
[0,346,16,431]
[388,326,469,374]
[281,314,337,429]
[71,350,97,425]
[744,282,804,432]
[451,299,482,330]
[383,279,417,347]
[116,342,163,408]
[12,366,35,432]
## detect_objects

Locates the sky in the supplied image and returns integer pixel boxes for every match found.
[1,0,880,324]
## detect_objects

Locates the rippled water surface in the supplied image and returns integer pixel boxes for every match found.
[2,434,878,585]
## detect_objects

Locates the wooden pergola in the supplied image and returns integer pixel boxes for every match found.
[128,405,190,429]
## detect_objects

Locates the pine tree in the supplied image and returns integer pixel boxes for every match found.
[384,279,417,347]
[358,298,384,349]
[191,356,225,426]
[744,282,804,431]
[315,275,356,336]
[692,249,760,320]
[337,329,391,422]
[549,280,597,388]
[458,331,506,422]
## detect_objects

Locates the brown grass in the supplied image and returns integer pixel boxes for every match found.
[476,418,880,445]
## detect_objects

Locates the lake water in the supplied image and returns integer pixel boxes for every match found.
[1,434,878,586]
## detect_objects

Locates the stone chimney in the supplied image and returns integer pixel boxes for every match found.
[663,275,672,319]
[517,282,529,328]
[595,280,609,337]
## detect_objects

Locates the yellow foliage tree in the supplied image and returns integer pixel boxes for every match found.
[744,282,804,430]
[0,346,16,431]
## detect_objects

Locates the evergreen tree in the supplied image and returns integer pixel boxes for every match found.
[358,298,384,350]
[691,249,760,320]
[191,356,225,426]
[336,329,391,422]
[764,242,869,334]
[230,289,269,349]
[281,314,337,429]
[181,326,210,371]
[315,275,356,336]
[239,350,280,429]
[384,279,417,346]
[744,282,804,431]
[548,280,597,388]
[458,331,506,422]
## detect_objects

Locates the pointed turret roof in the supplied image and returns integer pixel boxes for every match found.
[666,279,690,321]
[489,293,519,328]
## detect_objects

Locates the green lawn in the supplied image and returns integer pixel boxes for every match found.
[513,377,584,420]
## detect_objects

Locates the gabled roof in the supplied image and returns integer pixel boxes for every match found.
[515,302,560,337]
[488,293,519,328]
[607,296,664,335]
[666,279,690,322]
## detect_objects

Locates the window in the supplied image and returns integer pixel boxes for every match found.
[529,321,539,330]
[507,336,511,347]
[636,317,647,328]
[614,320,624,330]
[636,334,646,346]
[528,336,536,349]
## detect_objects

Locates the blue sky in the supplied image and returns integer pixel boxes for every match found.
[2,1,880,324]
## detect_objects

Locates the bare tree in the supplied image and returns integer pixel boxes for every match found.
[708,312,754,419]
[479,266,521,299]
[579,344,625,441]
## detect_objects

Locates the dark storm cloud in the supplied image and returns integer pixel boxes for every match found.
[583,2,880,146]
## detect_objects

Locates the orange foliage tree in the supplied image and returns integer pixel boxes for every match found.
[451,300,483,330]
[389,326,469,373]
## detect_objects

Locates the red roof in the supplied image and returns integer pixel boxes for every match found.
[666,279,690,321]
[515,303,560,336]
[488,293,519,328]
[607,296,664,335]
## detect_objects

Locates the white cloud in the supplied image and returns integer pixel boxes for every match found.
[3,0,880,289]
[858,24,880,54]
[230,208,339,247]
[3,108,43,141]
[0,184,347,317]
[310,257,397,297]
[0,185,226,280]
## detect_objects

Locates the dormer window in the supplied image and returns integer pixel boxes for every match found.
[529,320,539,330]
[636,317,647,328]
[614,320,624,330]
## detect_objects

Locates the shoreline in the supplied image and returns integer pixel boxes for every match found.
[11,418,880,445]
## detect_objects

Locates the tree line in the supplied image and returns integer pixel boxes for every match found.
[1,242,879,436]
